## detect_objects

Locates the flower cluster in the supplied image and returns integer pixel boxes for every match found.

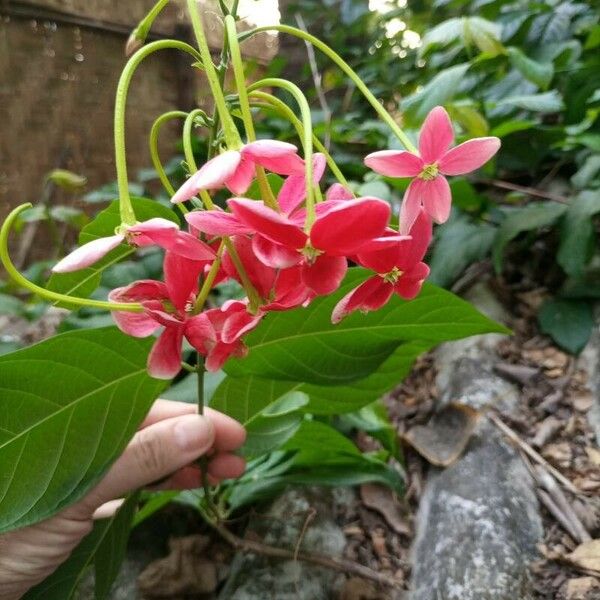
[52,107,499,379]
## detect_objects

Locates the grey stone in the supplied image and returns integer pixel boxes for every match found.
[578,306,600,445]
[409,283,543,600]
[219,487,351,600]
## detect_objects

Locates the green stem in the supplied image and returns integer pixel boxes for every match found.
[115,40,202,225]
[185,0,241,149]
[241,25,417,153]
[248,91,351,190]
[183,109,211,173]
[247,78,315,228]
[193,241,225,313]
[149,110,188,198]
[1,205,143,312]
[223,239,261,311]
[138,0,170,37]
[224,15,277,209]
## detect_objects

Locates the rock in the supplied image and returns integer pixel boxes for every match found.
[578,307,600,445]
[218,487,350,600]
[409,283,543,600]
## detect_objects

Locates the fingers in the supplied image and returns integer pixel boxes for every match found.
[83,414,215,510]
[207,454,246,480]
[140,399,246,452]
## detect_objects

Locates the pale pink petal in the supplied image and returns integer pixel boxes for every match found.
[163,252,205,312]
[396,209,433,270]
[222,235,278,299]
[326,183,354,201]
[421,176,452,224]
[171,151,242,203]
[278,153,327,216]
[252,235,301,269]
[228,198,307,249]
[52,234,124,273]
[394,262,430,299]
[439,137,501,175]
[364,150,423,178]
[185,313,217,355]
[128,218,177,238]
[301,255,347,296]
[147,326,184,379]
[399,180,425,235]
[242,140,304,175]
[109,287,161,338]
[221,310,262,344]
[309,198,390,255]
[418,106,454,163]
[185,209,251,236]
[331,277,394,324]
[225,156,256,195]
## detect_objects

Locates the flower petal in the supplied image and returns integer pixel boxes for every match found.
[163,252,205,312]
[52,234,124,273]
[331,276,393,324]
[185,313,217,355]
[185,209,252,236]
[310,197,390,255]
[396,209,432,270]
[228,198,307,249]
[109,285,163,338]
[421,176,452,224]
[242,140,304,175]
[418,106,454,163]
[394,262,430,299]
[225,156,256,195]
[221,310,262,344]
[364,150,423,178]
[439,137,501,175]
[252,234,301,269]
[399,179,425,235]
[266,267,313,311]
[278,153,327,216]
[147,326,184,380]
[205,341,245,372]
[171,151,242,203]
[326,183,354,201]
[356,243,402,274]
[301,255,347,296]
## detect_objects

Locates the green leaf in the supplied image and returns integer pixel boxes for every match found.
[224,270,507,385]
[497,91,564,113]
[447,103,489,137]
[0,327,166,533]
[538,299,594,354]
[507,47,553,90]
[84,182,144,204]
[492,202,568,273]
[24,493,139,600]
[47,198,179,305]
[241,392,310,457]
[429,214,496,287]
[490,119,536,138]
[571,155,600,189]
[558,191,600,276]
[0,292,26,316]
[402,64,470,122]
[47,169,88,191]
[419,17,463,55]
[463,17,504,56]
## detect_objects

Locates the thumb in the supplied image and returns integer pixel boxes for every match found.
[82,414,215,510]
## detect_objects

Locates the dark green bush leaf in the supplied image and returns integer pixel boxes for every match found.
[538,299,594,354]
[0,327,165,533]
[507,47,553,89]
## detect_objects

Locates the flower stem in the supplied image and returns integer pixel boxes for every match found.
[185,0,241,150]
[241,25,417,154]
[115,40,202,225]
[183,108,212,172]
[193,241,225,314]
[0,205,143,312]
[247,78,315,228]
[248,91,351,191]
[149,110,188,198]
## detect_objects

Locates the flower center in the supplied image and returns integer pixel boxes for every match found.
[383,267,403,284]
[301,244,323,265]
[419,163,439,181]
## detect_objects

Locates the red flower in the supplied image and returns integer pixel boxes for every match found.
[332,209,432,323]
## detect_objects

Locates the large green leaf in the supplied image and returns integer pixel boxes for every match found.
[497,91,564,113]
[492,202,567,273]
[0,328,165,533]
[538,299,594,355]
[558,191,600,276]
[224,270,507,385]
[212,341,431,419]
[47,198,179,304]
[24,493,139,600]
[507,47,553,89]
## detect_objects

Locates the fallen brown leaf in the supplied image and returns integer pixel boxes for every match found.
[560,576,600,600]
[573,394,594,412]
[585,447,600,467]
[402,403,479,467]
[339,577,393,600]
[565,540,600,575]
[360,484,411,536]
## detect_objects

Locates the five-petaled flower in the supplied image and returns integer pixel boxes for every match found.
[365,106,500,234]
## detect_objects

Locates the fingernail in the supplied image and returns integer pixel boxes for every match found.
[174,415,214,452]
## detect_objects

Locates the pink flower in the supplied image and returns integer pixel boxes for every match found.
[332,209,432,323]
[186,300,263,371]
[227,196,391,296]
[52,218,214,273]
[364,106,500,233]
[171,140,305,203]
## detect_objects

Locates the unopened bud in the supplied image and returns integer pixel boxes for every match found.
[125,30,145,57]
[46,169,88,191]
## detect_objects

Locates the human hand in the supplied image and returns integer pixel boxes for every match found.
[0,400,246,600]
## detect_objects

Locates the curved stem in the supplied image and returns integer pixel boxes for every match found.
[241,25,417,153]
[115,40,202,225]
[149,110,188,197]
[185,0,241,149]
[248,91,351,190]
[1,205,143,313]
[183,109,211,173]
[247,78,315,227]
